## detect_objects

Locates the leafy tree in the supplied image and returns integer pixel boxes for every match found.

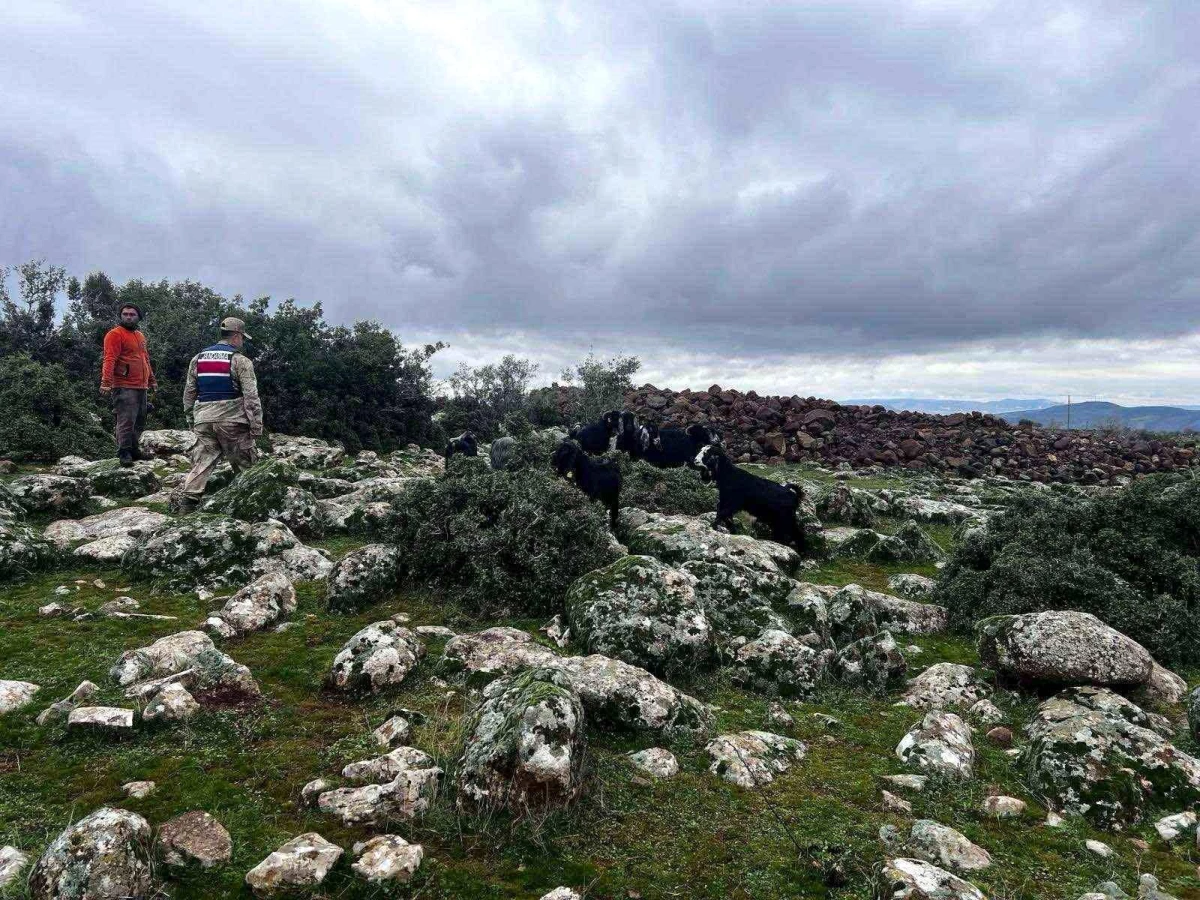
[0,354,110,461]
[0,260,67,360]
[561,352,641,423]
[442,355,540,440]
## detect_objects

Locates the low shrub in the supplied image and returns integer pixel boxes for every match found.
[935,474,1200,665]
[0,354,110,462]
[618,457,716,517]
[384,454,620,617]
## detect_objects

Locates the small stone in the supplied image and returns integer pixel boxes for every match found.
[1045,811,1065,827]
[392,612,411,623]
[300,779,331,808]
[0,846,30,890]
[351,835,423,883]
[628,748,680,779]
[157,810,233,869]
[1085,839,1113,858]
[67,706,135,732]
[415,625,455,638]
[99,596,139,615]
[1154,810,1197,842]
[373,715,412,748]
[205,616,238,639]
[969,699,1005,725]
[143,683,200,723]
[0,680,40,715]
[122,781,156,799]
[767,701,794,728]
[982,796,1026,818]
[706,731,806,788]
[54,585,72,596]
[39,602,69,618]
[985,726,1013,747]
[812,713,843,730]
[36,680,98,725]
[1129,838,1150,852]
[881,774,928,793]
[882,790,912,815]
[539,890,583,900]
[908,819,992,872]
[245,833,343,896]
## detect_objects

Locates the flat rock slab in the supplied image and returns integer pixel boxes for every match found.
[245,833,343,896]
[68,706,135,732]
[157,810,233,869]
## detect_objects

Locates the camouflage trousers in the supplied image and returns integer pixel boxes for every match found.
[178,422,257,500]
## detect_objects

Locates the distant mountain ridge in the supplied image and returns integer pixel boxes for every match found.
[843,398,1057,415]
[1001,401,1200,433]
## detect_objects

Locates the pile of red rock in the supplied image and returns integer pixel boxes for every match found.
[613,384,1196,484]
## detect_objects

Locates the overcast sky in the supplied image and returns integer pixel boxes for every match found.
[2,1,1198,403]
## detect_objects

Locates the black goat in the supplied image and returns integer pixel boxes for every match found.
[693,444,805,551]
[551,439,622,529]
[568,410,621,456]
[445,431,478,459]
[614,413,721,467]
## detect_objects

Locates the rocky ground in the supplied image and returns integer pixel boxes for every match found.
[2,431,1199,899]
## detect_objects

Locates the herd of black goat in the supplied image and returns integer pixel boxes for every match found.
[444,410,807,551]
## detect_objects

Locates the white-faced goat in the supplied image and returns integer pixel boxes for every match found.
[552,439,622,529]
[693,444,806,551]
[445,431,478,459]
[625,421,722,468]
[568,410,621,456]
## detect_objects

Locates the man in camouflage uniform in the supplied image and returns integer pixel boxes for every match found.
[170,317,263,513]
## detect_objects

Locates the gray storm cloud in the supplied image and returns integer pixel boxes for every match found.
[2,0,1199,395]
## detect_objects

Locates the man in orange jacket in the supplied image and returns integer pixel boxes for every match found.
[100,303,157,466]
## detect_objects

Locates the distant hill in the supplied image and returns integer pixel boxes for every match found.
[843,398,1056,415]
[1001,401,1200,433]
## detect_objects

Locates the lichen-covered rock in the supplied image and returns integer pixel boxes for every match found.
[329,622,424,693]
[324,544,403,614]
[978,611,1154,688]
[442,628,711,737]
[142,683,200,723]
[906,820,991,873]
[731,629,825,698]
[67,706,135,733]
[1135,662,1189,706]
[202,459,322,536]
[37,681,98,725]
[110,631,215,687]
[269,435,345,469]
[316,477,430,533]
[816,484,877,527]
[876,858,985,900]
[342,746,436,784]
[628,747,679,779]
[828,583,946,643]
[7,474,91,516]
[682,559,793,639]
[1021,686,1200,828]
[566,556,714,675]
[216,572,296,635]
[251,545,333,583]
[29,807,152,900]
[458,667,586,814]
[245,833,343,896]
[895,497,981,526]
[786,581,835,640]
[316,763,444,825]
[44,506,169,550]
[888,573,937,601]
[157,811,232,869]
[834,631,908,693]
[620,510,800,577]
[56,458,160,499]
[706,730,807,788]
[0,517,55,580]
[139,429,198,458]
[896,712,975,780]
[351,835,423,884]
[0,680,40,715]
[901,664,991,711]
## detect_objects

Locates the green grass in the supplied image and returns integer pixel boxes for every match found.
[3,534,1200,897]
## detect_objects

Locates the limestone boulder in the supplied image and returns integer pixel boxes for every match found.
[29,808,152,900]
[157,811,232,869]
[906,820,991,873]
[901,664,991,711]
[7,474,91,516]
[351,835,423,884]
[896,712,975,780]
[731,629,825,698]
[324,544,403,614]
[876,858,985,900]
[215,572,296,635]
[244,833,343,896]
[706,730,807,788]
[458,667,586,814]
[329,622,424,693]
[566,556,714,675]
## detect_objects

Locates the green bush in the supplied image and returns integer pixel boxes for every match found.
[0,354,110,462]
[935,475,1200,665]
[618,457,716,516]
[384,455,621,617]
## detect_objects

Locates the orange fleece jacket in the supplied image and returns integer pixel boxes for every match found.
[101,326,157,390]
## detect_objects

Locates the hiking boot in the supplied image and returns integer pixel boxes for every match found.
[118,450,134,468]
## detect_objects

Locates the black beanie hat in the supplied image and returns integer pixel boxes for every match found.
[120,303,143,320]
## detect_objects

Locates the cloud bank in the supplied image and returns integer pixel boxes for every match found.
[2,0,1198,401]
